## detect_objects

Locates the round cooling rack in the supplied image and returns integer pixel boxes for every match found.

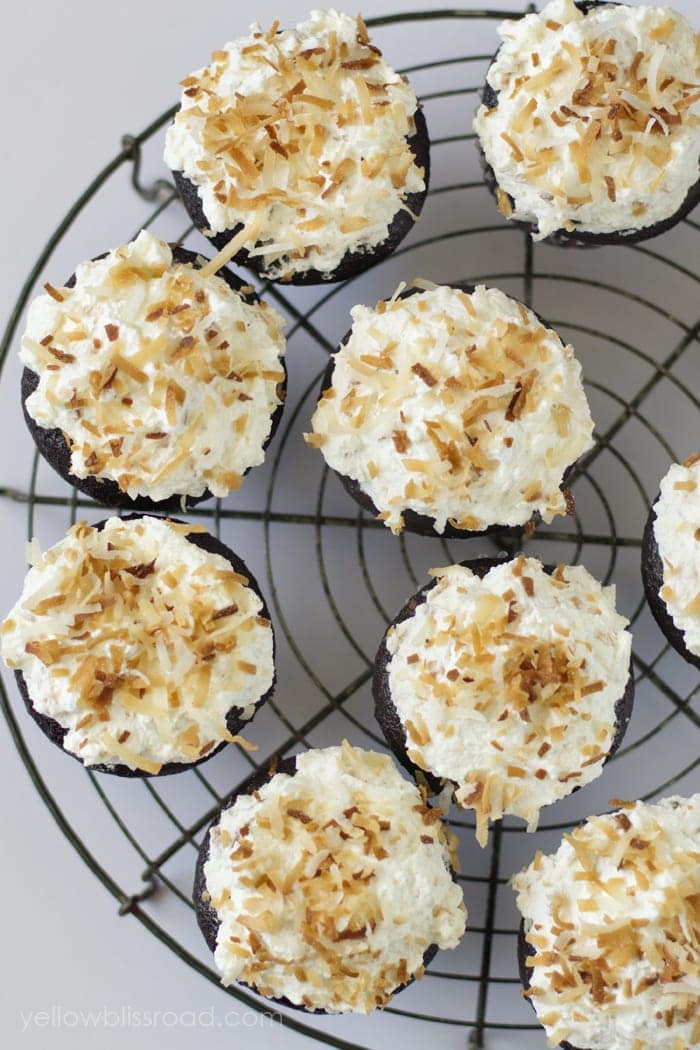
[1,8,699,1050]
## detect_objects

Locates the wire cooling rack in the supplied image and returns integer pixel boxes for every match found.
[1,9,698,1049]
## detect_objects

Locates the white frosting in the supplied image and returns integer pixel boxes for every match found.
[308,284,594,534]
[474,1,700,239]
[513,794,700,1050]
[21,230,286,502]
[386,558,632,845]
[652,456,700,656]
[1,517,274,772]
[164,10,425,279]
[203,743,466,1012]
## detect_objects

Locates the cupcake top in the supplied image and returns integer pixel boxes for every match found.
[164,10,425,279]
[652,454,700,656]
[513,794,700,1050]
[384,557,632,845]
[1,517,274,773]
[473,0,700,239]
[21,230,286,503]
[307,284,594,534]
[202,742,466,1012]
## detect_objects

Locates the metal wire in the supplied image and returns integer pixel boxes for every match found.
[0,8,698,1049]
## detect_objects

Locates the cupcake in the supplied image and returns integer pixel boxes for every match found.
[306,282,594,537]
[1,515,275,776]
[164,10,429,284]
[642,454,700,670]
[194,742,466,1012]
[373,556,634,846]
[473,1,700,245]
[513,794,700,1050]
[20,230,286,512]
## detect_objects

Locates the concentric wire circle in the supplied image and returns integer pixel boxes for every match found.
[0,9,698,1049]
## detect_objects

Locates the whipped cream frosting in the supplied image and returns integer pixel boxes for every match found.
[308,283,594,534]
[652,454,700,656]
[474,0,700,239]
[1,517,274,773]
[513,794,700,1050]
[203,742,467,1012]
[385,557,632,846]
[21,230,286,502]
[164,10,425,279]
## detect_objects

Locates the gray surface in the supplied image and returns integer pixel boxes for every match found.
[1,2,698,1048]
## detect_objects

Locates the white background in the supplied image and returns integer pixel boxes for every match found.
[1,3,698,1048]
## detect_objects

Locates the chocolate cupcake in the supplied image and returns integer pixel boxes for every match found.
[1,515,275,776]
[642,454,700,670]
[20,230,286,512]
[513,794,700,1050]
[473,1,700,245]
[373,556,634,846]
[164,11,429,284]
[306,282,593,537]
[194,742,466,1013]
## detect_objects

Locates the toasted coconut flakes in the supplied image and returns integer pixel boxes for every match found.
[221,733,257,752]
[111,353,148,384]
[237,660,257,674]
[411,278,439,292]
[100,733,162,774]
[523,57,566,94]
[48,346,76,365]
[43,282,65,302]
[25,639,61,666]
[513,98,537,134]
[401,458,431,473]
[200,212,266,279]
[500,131,524,161]
[411,362,438,388]
[392,430,409,454]
[496,187,514,218]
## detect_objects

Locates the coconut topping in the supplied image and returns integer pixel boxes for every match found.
[385,558,632,846]
[164,10,425,279]
[20,231,286,502]
[203,742,466,1012]
[307,284,594,534]
[652,453,700,657]
[474,0,700,239]
[0,517,274,772]
[513,794,700,1050]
